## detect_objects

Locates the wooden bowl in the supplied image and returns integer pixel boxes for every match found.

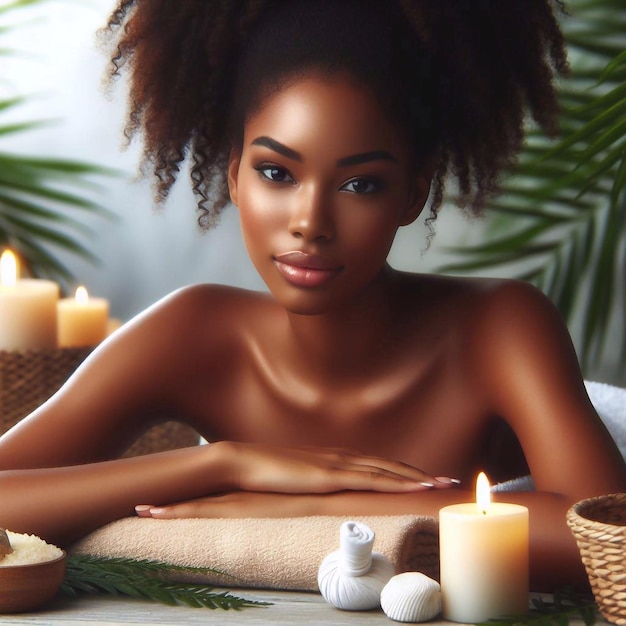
[0,551,66,613]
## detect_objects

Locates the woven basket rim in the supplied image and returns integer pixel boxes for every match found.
[0,347,92,356]
[567,492,626,532]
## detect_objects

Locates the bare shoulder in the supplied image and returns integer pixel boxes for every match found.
[125,283,275,350]
[0,284,274,467]
[401,273,569,380]
[397,272,551,330]
[444,277,581,404]
[138,283,272,320]
[461,278,577,377]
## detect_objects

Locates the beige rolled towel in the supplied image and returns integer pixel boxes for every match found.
[70,515,439,591]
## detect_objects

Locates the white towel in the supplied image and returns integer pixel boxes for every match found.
[585,380,626,460]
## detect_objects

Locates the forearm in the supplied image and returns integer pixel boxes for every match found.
[0,444,229,546]
[305,489,587,592]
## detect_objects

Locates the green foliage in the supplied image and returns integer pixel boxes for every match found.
[477,588,599,626]
[0,0,119,288]
[61,555,271,610]
[439,0,626,374]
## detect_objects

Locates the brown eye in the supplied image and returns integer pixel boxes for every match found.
[340,177,381,194]
[255,165,295,184]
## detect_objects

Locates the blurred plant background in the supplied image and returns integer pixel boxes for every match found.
[0,0,115,288]
[439,0,626,382]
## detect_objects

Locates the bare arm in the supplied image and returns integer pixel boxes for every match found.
[466,281,626,500]
[0,287,445,545]
[464,281,626,590]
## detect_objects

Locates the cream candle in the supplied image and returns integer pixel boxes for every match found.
[0,250,59,350]
[106,317,123,336]
[57,286,109,348]
[439,472,529,623]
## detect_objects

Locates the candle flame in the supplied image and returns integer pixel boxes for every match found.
[75,285,89,304]
[476,471,491,514]
[0,250,17,286]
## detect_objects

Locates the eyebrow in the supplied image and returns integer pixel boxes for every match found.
[337,150,397,167]
[250,136,397,167]
[251,136,302,161]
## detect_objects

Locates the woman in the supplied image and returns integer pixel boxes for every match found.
[0,0,624,591]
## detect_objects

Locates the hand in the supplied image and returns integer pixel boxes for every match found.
[214,441,457,494]
[135,486,463,520]
[216,441,458,494]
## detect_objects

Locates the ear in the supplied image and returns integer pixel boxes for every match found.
[227,147,242,207]
[398,169,433,227]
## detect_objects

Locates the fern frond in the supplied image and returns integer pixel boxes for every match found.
[476,589,599,626]
[61,555,271,611]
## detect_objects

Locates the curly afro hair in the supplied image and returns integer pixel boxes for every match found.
[102,0,568,229]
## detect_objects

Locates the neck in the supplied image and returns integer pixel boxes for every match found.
[283,267,400,380]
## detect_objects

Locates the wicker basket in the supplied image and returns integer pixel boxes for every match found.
[566,493,626,626]
[0,348,199,457]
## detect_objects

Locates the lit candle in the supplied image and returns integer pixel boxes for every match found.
[57,286,109,348]
[439,472,529,623]
[106,317,123,336]
[0,250,59,350]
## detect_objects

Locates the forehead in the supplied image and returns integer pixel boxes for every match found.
[242,75,409,159]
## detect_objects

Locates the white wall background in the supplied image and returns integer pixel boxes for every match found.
[3,0,620,385]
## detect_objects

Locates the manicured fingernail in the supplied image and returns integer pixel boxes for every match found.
[135,504,151,513]
[435,477,461,485]
[420,482,435,488]
[149,508,165,516]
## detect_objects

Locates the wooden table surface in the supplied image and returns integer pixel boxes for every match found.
[0,590,602,626]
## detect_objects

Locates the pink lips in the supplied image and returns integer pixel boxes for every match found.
[274,251,342,288]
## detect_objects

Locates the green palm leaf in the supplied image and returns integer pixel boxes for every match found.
[438,0,626,374]
[0,0,120,289]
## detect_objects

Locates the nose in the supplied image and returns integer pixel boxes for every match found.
[288,186,335,242]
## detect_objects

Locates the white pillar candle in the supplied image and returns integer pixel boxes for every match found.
[57,286,109,348]
[439,472,529,623]
[0,250,59,350]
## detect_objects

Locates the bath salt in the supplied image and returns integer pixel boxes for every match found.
[0,531,63,566]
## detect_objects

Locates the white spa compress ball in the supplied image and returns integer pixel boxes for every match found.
[317,520,395,611]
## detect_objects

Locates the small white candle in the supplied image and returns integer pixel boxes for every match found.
[0,250,59,350]
[57,286,109,348]
[439,472,529,623]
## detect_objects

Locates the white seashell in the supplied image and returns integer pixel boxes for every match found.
[381,572,442,623]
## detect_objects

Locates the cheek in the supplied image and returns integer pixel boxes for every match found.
[236,175,283,255]
[340,206,402,260]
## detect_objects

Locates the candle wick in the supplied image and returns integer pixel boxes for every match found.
[482,509,487,516]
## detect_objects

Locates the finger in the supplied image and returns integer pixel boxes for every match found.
[142,503,197,519]
[311,468,437,493]
[333,453,427,478]
[434,476,462,488]
[135,504,154,517]
[332,455,439,485]
[338,456,460,486]
[338,462,433,484]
